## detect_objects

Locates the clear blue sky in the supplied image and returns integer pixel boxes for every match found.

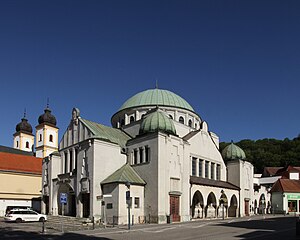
[0,0,299,147]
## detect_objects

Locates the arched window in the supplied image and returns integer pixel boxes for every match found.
[179,116,184,124]
[195,123,197,129]
[39,134,42,142]
[130,116,135,123]
[26,141,29,149]
[169,115,173,120]
[188,119,192,127]
[16,141,19,148]
[49,134,53,142]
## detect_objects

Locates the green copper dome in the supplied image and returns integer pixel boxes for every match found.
[139,109,176,135]
[119,88,194,112]
[222,142,246,160]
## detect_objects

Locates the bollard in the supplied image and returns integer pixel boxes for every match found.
[41,218,45,234]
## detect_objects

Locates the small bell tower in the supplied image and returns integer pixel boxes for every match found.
[13,110,34,152]
[35,101,59,158]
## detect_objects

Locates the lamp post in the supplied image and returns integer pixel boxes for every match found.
[261,195,265,219]
[125,181,131,230]
[220,190,226,220]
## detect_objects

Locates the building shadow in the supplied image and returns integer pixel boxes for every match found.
[217,216,299,240]
[0,225,113,240]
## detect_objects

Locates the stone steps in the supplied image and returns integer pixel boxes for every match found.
[45,215,97,232]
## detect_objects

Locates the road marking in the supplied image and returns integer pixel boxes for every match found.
[188,222,212,228]
[141,226,177,233]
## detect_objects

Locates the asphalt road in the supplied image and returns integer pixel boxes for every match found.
[0,215,299,240]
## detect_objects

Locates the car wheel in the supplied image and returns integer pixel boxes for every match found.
[39,217,45,222]
[15,218,22,223]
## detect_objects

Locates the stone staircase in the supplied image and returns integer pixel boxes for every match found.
[45,215,101,232]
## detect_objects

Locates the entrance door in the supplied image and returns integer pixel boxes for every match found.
[170,195,180,222]
[82,193,90,218]
[245,200,249,216]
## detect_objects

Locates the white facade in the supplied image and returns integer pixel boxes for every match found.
[13,133,34,152]
[36,124,58,158]
[41,88,271,224]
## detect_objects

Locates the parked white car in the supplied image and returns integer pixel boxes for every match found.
[4,209,47,223]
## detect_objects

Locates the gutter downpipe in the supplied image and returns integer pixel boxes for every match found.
[239,188,241,218]
[190,183,192,220]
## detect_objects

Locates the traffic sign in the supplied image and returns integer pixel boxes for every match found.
[60,193,67,204]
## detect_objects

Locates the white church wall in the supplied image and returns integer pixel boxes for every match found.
[157,133,189,223]
[129,134,159,220]
[188,130,226,181]
[92,139,127,217]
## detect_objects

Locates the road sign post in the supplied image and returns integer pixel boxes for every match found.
[60,193,67,232]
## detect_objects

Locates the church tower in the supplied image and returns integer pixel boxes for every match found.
[35,104,59,158]
[13,111,34,152]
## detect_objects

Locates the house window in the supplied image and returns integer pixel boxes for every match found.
[25,141,29,149]
[199,160,203,177]
[188,119,192,127]
[16,141,19,148]
[195,123,197,129]
[134,149,138,165]
[39,134,42,142]
[205,161,209,178]
[134,197,140,208]
[140,147,144,163]
[179,116,184,124]
[130,116,135,123]
[192,157,196,176]
[64,152,68,173]
[145,146,150,163]
[121,119,125,126]
[216,164,221,180]
[49,134,53,142]
[75,148,78,171]
[69,150,73,172]
[169,115,173,120]
[211,163,215,179]
[107,203,113,209]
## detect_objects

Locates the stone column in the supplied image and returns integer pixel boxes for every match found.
[73,148,76,172]
[202,160,205,177]
[142,146,146,163]
[66,151,70,173]
[61,153,65,174]
[195,158,199,177]
[214,163,217,180]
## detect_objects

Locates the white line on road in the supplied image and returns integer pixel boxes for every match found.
[141,226,177,233]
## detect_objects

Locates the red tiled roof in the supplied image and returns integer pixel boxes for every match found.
[270,179,300,193]
[0,152,42,174]
[263,167,282,176]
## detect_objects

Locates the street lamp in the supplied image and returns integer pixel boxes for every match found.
[261,195,265,218]
[220,190,227,220]
[125,181,131,230]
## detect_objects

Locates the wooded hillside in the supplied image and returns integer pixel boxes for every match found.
[220,136,300,173]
